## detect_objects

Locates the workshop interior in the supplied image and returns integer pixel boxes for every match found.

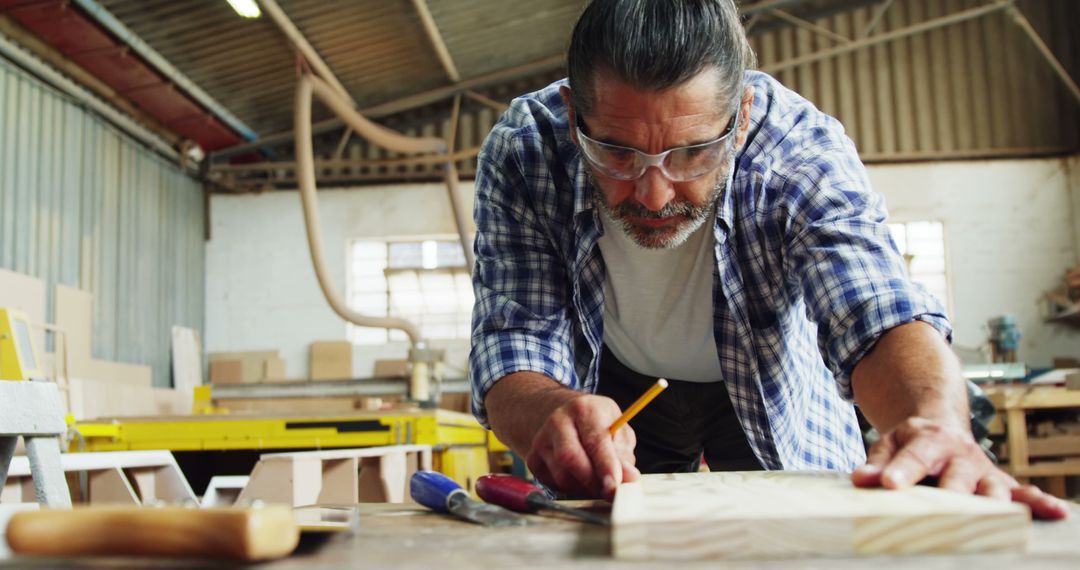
[1,0,1080,567]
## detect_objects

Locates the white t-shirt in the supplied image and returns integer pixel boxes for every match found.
[597,208,723,382]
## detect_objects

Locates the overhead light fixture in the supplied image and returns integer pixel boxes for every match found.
[227,0,261,18]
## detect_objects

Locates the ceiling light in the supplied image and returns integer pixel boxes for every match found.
[227,0,261,18]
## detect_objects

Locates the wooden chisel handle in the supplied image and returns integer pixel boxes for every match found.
[6,506,300,561]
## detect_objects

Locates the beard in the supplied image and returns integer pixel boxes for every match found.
[590,144,737,250]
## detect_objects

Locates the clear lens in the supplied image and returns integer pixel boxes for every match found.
[575,116,734,182]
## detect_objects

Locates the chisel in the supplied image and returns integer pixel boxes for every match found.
[409,470,527,527]
[476,474,610,526]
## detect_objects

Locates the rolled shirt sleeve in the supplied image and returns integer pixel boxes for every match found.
[778,141,953,400]
[469,120,578,428]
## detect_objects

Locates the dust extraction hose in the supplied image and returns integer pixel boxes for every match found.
[295,74,474,344]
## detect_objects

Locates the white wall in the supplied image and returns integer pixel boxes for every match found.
[868,155,1080,366]
[205,183,475,380]
[206,156,1080,379]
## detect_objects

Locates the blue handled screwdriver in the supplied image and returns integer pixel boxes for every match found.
[409,471,528,527]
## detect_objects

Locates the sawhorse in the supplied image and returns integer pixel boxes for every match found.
[0,381,71,507]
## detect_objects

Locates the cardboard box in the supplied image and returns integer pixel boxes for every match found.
[309,341,352,381]
[373,359,408,378]
[208,351,280,383]
[209,359,243,385]
[264,357,286,382]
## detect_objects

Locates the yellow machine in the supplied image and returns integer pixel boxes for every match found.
[0,307,44,381]
[69,406,494,493]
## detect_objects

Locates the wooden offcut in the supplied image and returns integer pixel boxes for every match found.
[611,471,1029,560]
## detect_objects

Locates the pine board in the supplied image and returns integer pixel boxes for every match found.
[611,471,1029,560]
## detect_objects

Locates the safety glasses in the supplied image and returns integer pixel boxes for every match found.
[575,113,737,181]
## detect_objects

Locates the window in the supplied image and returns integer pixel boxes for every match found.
[887,221,951,316]
[347,239,474,344]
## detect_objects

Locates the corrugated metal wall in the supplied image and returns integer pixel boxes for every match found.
[333,0,1078,174]
[0,54,204,388]
[749,0,1079,161]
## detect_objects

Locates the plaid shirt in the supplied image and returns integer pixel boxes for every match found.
[469,71,952,471]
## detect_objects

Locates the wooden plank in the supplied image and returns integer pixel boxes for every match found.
[317,458,359,504]
[1001,435,1080,459]
[1013,460,1080,478]
[261,444,432,462]
[170,326,202,406]
[88,467,138,504]
[1006,409,1030,473]
[54,284,92,377]
[991,387,1080,410]
[611,472,1029,560]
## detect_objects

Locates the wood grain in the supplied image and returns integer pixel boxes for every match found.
[6,506,299,561]
[611,471,1029,560]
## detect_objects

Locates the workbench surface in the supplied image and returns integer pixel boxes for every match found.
[3,502,1078,569]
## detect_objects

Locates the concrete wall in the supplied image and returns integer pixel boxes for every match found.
[206,156,1080,379]
[205,183,475,380]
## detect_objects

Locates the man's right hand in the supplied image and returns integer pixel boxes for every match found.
[525,394,639,500]
[484,372,640,500]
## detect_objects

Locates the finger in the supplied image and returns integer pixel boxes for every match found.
[1012,484,1072,521]
[975,475,1014,501]
[852,435,897,487]
[935,456,981,494]
[525,447,557,491]
[612,425,637,466]
[577,420,623,500]
[548,417,598,495]
[621,459,641,483]
[881,436,949,489]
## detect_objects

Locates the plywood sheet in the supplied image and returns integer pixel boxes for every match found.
[54,284,92,377]
[611,471,1029,560]
[170,326,202,405]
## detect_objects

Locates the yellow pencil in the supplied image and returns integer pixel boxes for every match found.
[608,378,669,436]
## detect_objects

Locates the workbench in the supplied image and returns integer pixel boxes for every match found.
[2,502,1078,569]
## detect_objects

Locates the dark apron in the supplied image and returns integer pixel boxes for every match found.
[596,344,762,473]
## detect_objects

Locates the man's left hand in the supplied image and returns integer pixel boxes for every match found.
[851,417,1071,520]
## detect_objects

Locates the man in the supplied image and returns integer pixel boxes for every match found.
[469,0,1067,518]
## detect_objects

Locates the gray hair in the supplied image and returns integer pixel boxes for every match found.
[567,0,756,116]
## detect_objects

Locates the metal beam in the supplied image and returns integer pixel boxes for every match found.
[859,0,897,39]
[1005,5,1080,107]
[762,0,1014,75]
[771,9,851,44]
[71,0,258,141]
[257,0,354,105]
[210,147,481,173]
[0,14,181,147]
[0,30,179,161]
[210,53,564,161]
[740,0,816,17]
[410,0,459,82]
[464,90,508,113]
[447,93,462,153]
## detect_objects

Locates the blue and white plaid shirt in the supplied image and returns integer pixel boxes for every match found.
[469,71,952,472]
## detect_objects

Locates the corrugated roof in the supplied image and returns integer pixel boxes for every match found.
[95,0,582,136]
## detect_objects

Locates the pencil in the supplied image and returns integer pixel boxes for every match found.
[608,378,669,436]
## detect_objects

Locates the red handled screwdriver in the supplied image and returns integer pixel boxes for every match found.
[475,474,610,526]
